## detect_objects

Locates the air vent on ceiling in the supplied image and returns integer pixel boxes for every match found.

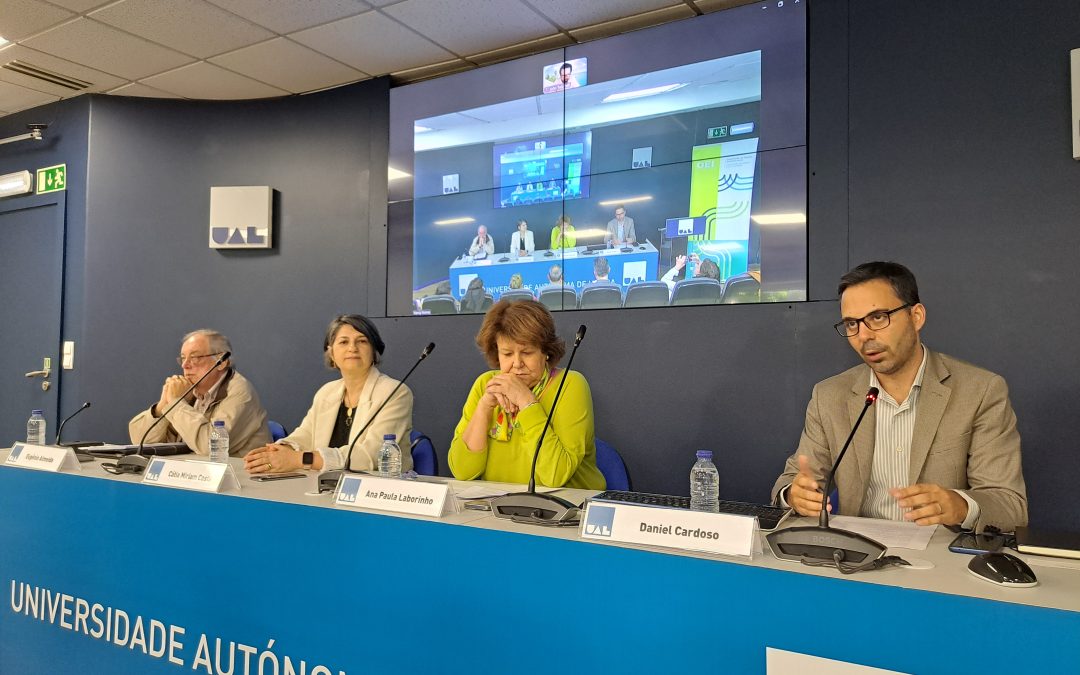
[2,60,92,91]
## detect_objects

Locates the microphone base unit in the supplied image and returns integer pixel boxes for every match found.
[491,492,580,523]
[765,525,887,564]
[318,470,344,494]
[115,454,151,474]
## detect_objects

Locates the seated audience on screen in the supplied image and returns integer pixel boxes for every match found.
[772,261,1027,531]
[509,273,525,290]
[243,315,413,475]
[660,254,720,290]
[605,205,637,247]
[129,330,270,456]
[592,257,610,282]
[461,277,488,313]
[550,215,576,249]
[468,225,495,258]
[448,299,605,489]
[539,264,565,294]
[510,219,535,257]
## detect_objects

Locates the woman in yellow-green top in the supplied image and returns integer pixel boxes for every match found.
[448,299,605,489]
[549,215,577,249]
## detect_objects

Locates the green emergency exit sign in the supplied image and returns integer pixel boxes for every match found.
[707,126,728,139]
[36,164,66,194]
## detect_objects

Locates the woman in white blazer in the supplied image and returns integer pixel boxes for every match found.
[509,219,535,257]
[243,315,413,475]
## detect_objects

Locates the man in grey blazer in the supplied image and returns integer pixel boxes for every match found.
[773,262,1027,531]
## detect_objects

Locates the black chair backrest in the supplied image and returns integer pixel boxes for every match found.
[421,294,458,314]
[538,286,578,311]
[579,283,623,309]
[720,274,761,304]
[623,281,670,308]
[670,278,723,305]
[499,289,535,302]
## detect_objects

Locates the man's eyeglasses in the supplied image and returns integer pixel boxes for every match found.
[176,352,224,366]
[834,305,911,337]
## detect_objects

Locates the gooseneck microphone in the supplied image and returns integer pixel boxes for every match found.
[318,342,435,493]
[766,387,888,568]
[55,401,91,445]
[115,351,231,474]
[491,325,587,525]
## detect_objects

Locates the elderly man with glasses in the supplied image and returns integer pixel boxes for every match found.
[772,262,1027,532]
[128,329,270,456]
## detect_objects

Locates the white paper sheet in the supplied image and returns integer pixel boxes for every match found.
[829,516,937,550]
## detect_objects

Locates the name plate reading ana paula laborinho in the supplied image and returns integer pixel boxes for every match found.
[141,459,239,493]
[580,501,758,558]
[334,474,449,517]
[5,444,83,473]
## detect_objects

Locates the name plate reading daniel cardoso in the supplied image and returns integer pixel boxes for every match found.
[5,443,82,473]
[580,501,758,558]
[334,474,449,517]
[141,458,239,493]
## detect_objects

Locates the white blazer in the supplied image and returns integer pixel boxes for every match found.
[510,230,535,254]
[278,367,414,471]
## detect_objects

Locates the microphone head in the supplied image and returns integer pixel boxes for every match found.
[218,351,232,363]
[866,387,879,404]
[575,325,587,344]
[422,342,436,358]
[82,401,92,409]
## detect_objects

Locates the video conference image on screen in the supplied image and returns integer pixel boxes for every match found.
[386,2,806,316]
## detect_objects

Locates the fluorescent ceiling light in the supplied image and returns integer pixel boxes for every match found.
[414,124,433,133]
[388,167,411,181]
[433,217,475,225]
[573,228,609,238]
[0,170,32,198]
[751,212,806,225]
[598,196,652,206]
[602,84,686,103]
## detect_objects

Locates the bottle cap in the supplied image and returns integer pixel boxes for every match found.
[383,434,396,441]
[31,409,44,415]
[213,420,225,427]
[695,449,712,459]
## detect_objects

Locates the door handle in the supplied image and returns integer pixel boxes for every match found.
[25,369,51,378]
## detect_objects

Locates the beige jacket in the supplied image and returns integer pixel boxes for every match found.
[772,349,1027,531]
[128,369,270,456]
[277,368,414,472]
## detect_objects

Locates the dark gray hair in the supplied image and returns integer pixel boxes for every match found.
[323,314,385,369]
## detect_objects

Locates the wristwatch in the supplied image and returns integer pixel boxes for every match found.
[302,451,314,469]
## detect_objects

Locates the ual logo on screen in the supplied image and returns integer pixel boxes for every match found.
[585,505,616,537]
[339,477,362,503]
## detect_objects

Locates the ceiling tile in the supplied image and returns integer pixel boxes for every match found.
[205,0,370,34]
[0,80,60,112]
[210,38,367,93]
[107,81,179,98]
[568,4,695,42]
[140,61,289,99]
[0,44,127,94]
[524,0,682,30]
[42,0,115,12]
[22,18,195,80]
[381,0,558,55]
[89,0,275,59]
[0,0,74,41]
[292,11,454,75]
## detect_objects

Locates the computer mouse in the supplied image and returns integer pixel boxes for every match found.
[967,552,1038,588]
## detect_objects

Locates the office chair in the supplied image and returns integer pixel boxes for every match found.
[623,281,670,308]
[595,438,631,491]
[410,430,438,476]
[499,289,535,302]
[268,420,288,442]
[421,294,458,314]
[720,273,761,304]
[670,278,723,305]
[578,283,623,309]
[538,286,578,311]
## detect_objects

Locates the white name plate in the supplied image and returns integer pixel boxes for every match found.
[5,443,82,473]
[581,501,758,558]
[334,474,449,517]
[142,459,239,493]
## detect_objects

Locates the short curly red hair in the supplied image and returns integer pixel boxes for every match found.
[475,299,566,368]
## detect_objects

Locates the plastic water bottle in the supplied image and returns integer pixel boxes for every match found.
[690,450,720,513]
[209,420,229,463]
[378,434,402,478]
[26,410,46,445]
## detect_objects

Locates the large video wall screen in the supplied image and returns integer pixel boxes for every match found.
[387,1,806,316]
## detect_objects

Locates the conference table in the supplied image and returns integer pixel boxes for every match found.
[2,452,1079,674]
[448,242,660,300]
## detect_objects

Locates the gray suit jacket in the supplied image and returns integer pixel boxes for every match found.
[771,349,1027,531]
[605,217,636,245]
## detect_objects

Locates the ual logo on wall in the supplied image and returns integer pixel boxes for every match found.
[209,186,273,249]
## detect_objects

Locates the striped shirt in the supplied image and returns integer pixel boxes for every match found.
[861,348,928,520]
